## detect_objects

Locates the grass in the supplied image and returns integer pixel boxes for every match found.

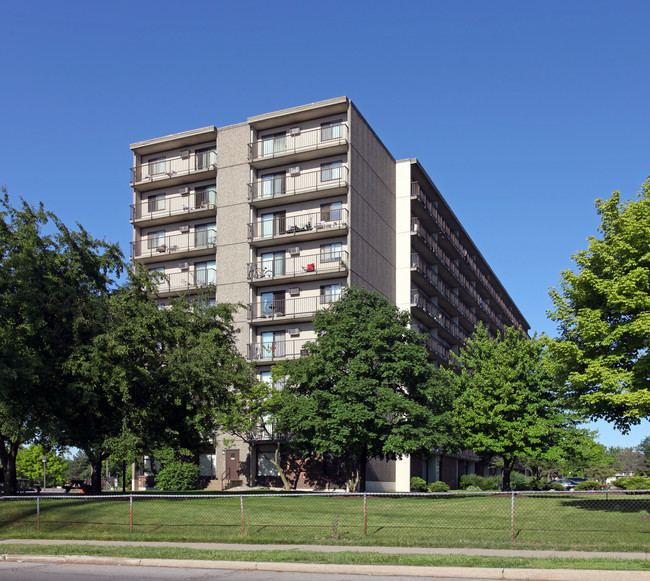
[1,492,648,552]
[1,543,649,572]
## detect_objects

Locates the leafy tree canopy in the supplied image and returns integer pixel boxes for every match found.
[272,286,456,491]
[548,177,650,429]
[16,444,68,486]
[447,325,571,490]
[0,190,123,493]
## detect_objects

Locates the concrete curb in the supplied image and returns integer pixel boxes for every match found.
[3,554,650,581]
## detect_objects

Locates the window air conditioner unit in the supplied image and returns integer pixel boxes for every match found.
[289,127,301,135]
[180,150,190,158]
[178,186,190,195]
[179,225,189,232]
[178,262,189,270]
[288,247,300,255]
[288,287,300,296]
[288,328,300,336]
[289,166,300,175]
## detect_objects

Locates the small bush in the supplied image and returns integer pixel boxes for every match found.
[574,480,600,490]
[613,476,650,490]
[463,485,483,492]
[428,481,450,492]
[509,472,532,491]
[547,481,566,491]
[459,474,498,491]
[410,477,428,492]
[155,461,200,491]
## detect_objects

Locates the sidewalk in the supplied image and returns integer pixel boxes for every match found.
[1,539,649,581]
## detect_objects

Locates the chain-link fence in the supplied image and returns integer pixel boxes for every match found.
[1,491,648,551]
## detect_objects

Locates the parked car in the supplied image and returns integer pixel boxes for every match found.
[553,477,586,490]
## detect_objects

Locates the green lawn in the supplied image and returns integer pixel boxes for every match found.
[1,492,648,552]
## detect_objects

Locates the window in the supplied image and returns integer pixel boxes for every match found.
[321,161,342,182]
[262,133,286,158]
[321,284,342,304]
[260,290,285,317]
[320,242,342,262]
[321,120,342,141]
[147,231,165,249]
[320,201,342,222]
[195,186,216,208]
[148,157,166,175]
[257,450,279,476]
[147,194,165,213]
[261,172,286,198]
[195,223,216,247]
[261,251,285,277]
[260,211,286,238]
[195,147,216,170]
[260,330,285,360]
[195,260,216,286]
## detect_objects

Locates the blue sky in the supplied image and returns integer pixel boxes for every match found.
[1,0,648,448]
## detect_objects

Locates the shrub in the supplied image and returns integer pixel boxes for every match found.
[459,474,498,491]
[463,485,483,492]
[428,481,450,492]
[509,472,532,491]
[613,476,650,490]
[155,461,200,491]
[574,480,600,490]
[410,477,428,492]
[547,481,566,491]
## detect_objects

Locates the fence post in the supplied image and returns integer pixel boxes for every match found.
[363,493,367,537]
[240,495,246,534]
[36,496,40,533]
[510,491,515,541]
[129,495,133,534]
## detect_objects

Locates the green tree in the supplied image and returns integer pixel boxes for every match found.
[638,436,650,476]
[16,444,67,487]
[548,178,650,430]
[65,450,91,482]
[448,326,569,491]
[65,267,253,492]
[272,287,455,492]
[0,191,123,493]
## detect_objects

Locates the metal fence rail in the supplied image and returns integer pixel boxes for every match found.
[1,491,648,551]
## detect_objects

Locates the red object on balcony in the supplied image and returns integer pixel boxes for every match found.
[303,263,315,272]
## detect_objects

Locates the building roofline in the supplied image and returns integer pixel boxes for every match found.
[247,97,350,130]
[401,158,530,331]
[130,126,218,154]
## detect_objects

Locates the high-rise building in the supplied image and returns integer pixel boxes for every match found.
[129,97,529,491]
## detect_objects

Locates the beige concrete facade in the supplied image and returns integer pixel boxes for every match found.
[129,97,529,492]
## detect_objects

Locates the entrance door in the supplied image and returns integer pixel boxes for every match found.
[225,449,239,480]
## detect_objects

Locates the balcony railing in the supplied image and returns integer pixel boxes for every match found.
[410,289,470,343]
[247,338,311,362]
[249,295,339,322]
[154,269,216,295]
[131,150,217,184]
[411,218,504,331]
[131,194,216,222]
[247,250,348,282]
[248,166,349,203]
[411,253,480,328]
[248,208,349,241]
[248,124,349,163]
[412,181,520,328]
[131,229,216,260]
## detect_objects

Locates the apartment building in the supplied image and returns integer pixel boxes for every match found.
[129,97,529,492]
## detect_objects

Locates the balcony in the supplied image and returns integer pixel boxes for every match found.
[410,289,470,345]
[247,338,310,363]
[249,167,349,208]
[131,194,216,226]
[249,295,338,324]
[248,208,349,247]
[131,149,217,191]
[248,124,349,169]
[247,250,348,286]
[131,230,216,263]
[155,269,216,297]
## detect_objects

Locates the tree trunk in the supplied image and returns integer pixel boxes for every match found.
[1,440,20,495]
[270,441,291,491]
[359,445,368,493]
[502,458,515,491]
[89,459,103,493]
